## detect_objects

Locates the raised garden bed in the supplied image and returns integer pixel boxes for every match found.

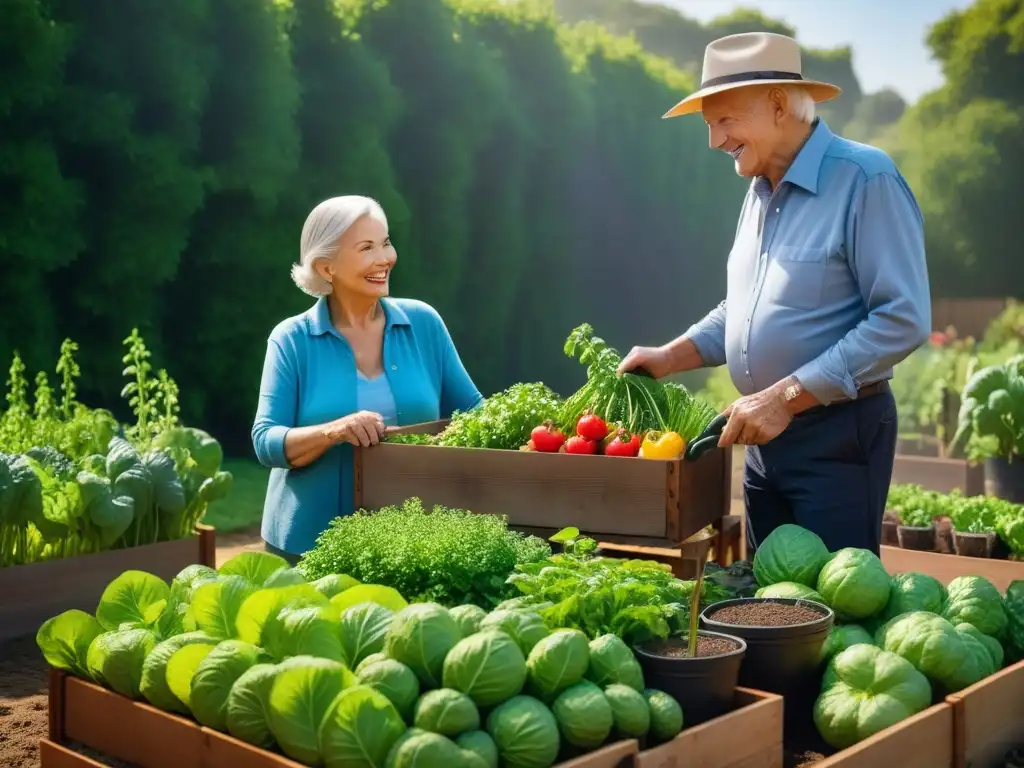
[890,455,984,496]
[356,420,731,547]
[635,687,783,768]
[881,545,1024,593]
[791,703,956,768]
[946,659,1024,768]
[0,525,215,643]
[44,672,780,768]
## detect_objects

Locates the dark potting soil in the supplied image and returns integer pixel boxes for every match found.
[646,635,740,658]
[711,601,823,627]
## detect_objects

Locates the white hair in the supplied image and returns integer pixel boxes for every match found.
[784,85,816,123]
[291,195,388,297]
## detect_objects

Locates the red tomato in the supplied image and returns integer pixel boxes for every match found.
[576,411,609,441]
[604,429,640,457]
[530,421,566,453]
[565,435,598,455]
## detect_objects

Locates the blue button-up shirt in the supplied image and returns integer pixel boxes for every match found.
[252,297,483,554]
[685,119,931,403]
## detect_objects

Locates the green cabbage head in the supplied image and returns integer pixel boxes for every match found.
[753,524,830,588]
[941,575,1008,638]
[813,644,931,749]
[816,549,891,621]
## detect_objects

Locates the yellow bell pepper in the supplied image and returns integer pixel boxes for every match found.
[639,430,685,459]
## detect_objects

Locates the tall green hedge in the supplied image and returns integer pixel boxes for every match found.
[0,0,747,452]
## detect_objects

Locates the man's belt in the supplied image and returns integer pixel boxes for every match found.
[795,379,890,419]
[837,379,890,403]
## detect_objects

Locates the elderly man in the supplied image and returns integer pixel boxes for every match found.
[619,32,930,555]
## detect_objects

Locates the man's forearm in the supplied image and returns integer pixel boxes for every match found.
[662,336,707,376]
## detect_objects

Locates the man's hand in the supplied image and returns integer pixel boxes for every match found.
[617,345,673,378]
[718,379,810,447]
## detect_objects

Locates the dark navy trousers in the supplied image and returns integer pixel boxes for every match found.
[743,389,898,557]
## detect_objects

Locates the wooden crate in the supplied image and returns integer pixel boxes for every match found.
[881,545,1024,593]
[0,525,215,643]
[45,670,638,768]
[358,421,731,547]
[636,687,783,768]
[946,660,1024,768]
[891,455,984,495]
[811,704,955,767]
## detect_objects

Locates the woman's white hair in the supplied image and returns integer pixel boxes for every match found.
[784,85,816,123]
[291,195,388,297]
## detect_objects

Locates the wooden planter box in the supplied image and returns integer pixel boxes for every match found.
[881,545,1024,593]
[946,659,1024,768]
[890,455,984,495]
[0,525,215,643]
[43,670,639,768]
[810,704,955,767]
[357,421,731,547]
[636,687,783,768]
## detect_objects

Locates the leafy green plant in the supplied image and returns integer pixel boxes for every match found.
[558,324,717,442]
[298,497,551,608]
[948,354,1024,462]
[503,530,732,645]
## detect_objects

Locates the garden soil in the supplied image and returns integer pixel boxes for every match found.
[0,528,262,767]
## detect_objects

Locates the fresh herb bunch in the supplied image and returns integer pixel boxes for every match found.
[298,497,552,608]
[558,323,717,442]
[502,531,733,645]
[387,383,563,450]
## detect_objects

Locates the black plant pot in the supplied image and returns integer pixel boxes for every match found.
[700,598,834,741]
[633,630,746,727]
[952,529,997,559]
[699,598,834,698]
[882,517,900,547]
[897,524,936,551]
[986,457,1024,503]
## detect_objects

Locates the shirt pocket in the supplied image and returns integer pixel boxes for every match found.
[764,245,827,310]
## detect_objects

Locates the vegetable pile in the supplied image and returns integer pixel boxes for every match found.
[387,324,716,461]
[750,524,1024,750]
[298,497,552,608]
[886,483,1024,558]
[39,552,689,767]
[0,332,232,567]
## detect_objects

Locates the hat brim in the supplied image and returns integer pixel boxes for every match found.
[662,79,841,119]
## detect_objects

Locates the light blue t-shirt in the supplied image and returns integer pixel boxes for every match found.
[356,371,398,426]
[252,297,483,555]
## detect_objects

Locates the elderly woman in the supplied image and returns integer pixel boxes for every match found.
[252,195,483,563]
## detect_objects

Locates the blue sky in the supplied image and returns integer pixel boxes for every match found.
[645,0,973,102]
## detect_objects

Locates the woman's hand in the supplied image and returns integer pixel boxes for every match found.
[323,410,386,447]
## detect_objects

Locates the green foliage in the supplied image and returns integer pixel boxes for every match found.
[0,0,754,446]
[298,497,552,608]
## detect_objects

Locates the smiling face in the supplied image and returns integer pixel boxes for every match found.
[702,85,801,182]
[315,213,396,300]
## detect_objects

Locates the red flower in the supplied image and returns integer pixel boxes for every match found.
[929,331,949,347]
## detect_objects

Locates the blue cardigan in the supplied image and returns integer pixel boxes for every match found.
[252,297,483,555]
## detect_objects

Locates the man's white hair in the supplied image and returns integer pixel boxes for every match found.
[784,84,816,123]
[291,195,388,297]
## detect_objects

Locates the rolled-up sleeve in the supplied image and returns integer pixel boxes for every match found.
[793,172,931,403]
[684,300,728,367]
[252,338,296,468]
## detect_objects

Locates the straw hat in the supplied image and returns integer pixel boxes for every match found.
[664,32,841,119]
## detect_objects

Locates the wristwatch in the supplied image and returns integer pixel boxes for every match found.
[783,380,803,403]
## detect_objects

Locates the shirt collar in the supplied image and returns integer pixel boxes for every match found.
[779,118,833,195]
[307,296,410,337]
